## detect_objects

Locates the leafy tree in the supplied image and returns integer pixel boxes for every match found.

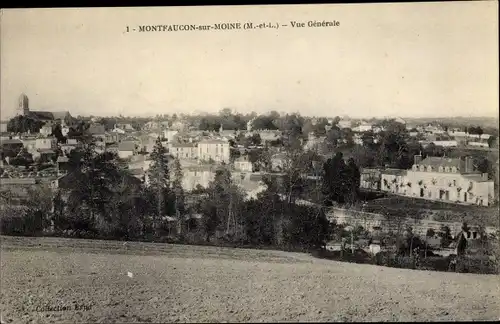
[340,128,355,148]
[9,148,33,167]
[0,185,53,236]
[376,120,411,168]
[66,139,123,233]
[326,125,342,148]
[252,115,278,130]
[249,133,262,146]
[322,152,347,205]
[301,120,315,137]
[351,145,376,168]
[487,135,497,148]
[468,126,484,137]
[344,158,361,204]
[104,175,146,239]
[51,123,67,144]
[67,120,90,139]
[280,140,308,204]
[172,158,186,234]
[147,137,171,231]
[206,164,245,237]
[281,114,304,145]
[7,115,44,134]
[51,190,66,232]
[313,118,329,137]
[438,225,453,248]
[201,200,219,242]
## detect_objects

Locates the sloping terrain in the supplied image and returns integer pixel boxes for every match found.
[1,236,499,323]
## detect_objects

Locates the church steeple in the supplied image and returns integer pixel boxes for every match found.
[18,93,29,116]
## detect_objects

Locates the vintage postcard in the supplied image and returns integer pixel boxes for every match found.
[0,2,499,323]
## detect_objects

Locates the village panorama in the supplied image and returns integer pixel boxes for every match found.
[1,93,499,322]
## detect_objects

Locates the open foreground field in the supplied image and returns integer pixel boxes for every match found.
[1,236,499,323]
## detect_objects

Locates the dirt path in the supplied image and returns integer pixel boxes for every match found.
[1,236,499,323]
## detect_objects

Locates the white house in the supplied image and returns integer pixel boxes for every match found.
[169,142,198,160]
[39,125,53,137]
[352,123,373,133]
[172,164,216,192]
[197,139,230,163]
[431,140,458,147]
[338,120,352,129]
[118,141,137,160]
[111,126,126,134]
[35,137,57,150]
[380,155,495,206]
[164,130,179,142]
[234,155,254,172]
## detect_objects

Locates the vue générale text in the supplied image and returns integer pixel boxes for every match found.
[127,20,340,33]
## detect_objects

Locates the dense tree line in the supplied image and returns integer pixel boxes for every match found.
[1,134,332,251]
[7,116,44,134]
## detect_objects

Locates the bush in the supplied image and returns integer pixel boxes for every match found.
[453,256,498,274]
[417,256,451,272]
[0,210,48,236]
[374,251,417,269]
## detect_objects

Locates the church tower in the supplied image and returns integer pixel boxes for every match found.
[18,93,29,116]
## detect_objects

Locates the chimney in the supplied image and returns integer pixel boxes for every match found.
[464,156,474,173]
[414,154,422,165]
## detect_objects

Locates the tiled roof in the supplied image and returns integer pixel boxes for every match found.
[235,155,250,162]
[128,168,144,176]
[199,139,227,144]
[462,174,489,182]
[51,111,71,120]
[38,149,55,154]
[118,141,136,151]
[88,125,106,135]
[418,157,462,169]
[184,165,216,172]
[171,142,197,148]
[57,156,69,163]
[381,168,407,176]
[1,139,23,145]
[30,111,54,120]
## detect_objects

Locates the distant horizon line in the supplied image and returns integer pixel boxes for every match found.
[1,112,498,122]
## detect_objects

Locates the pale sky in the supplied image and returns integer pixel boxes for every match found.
[1,2,498,120]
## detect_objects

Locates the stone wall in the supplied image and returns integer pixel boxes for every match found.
[326,207,496,237]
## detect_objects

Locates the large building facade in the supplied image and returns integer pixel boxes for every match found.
[197,139,230,163]
[379,155,495,206]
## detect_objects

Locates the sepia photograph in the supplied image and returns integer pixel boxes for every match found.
[0,2,499,323]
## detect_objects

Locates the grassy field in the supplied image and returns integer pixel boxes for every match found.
[1,236,499,323]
